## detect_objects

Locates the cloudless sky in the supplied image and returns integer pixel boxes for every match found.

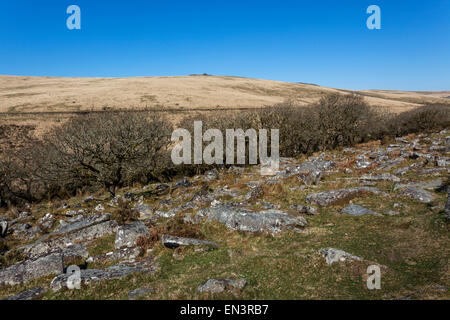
[0,0,449,90]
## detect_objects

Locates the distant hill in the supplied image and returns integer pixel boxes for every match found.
[0,75,448,114]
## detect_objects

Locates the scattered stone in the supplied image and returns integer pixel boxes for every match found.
[94,204,105,212]
[83,196,95,203]
[88,247,143,264]
[3,287,47,300]
[215,186,240,198]
[0,252,63,286]
[0,220,8,237]
[360,173,400,182]
[340,204,380,216]
[23,220,118,259]
[246,181,262,188]
[258,201,280,210]
[134,203,153,219]
[115,221,150,249]
[385,210,399,216]
[186,204,307,235]
[298,170,323,185]
[128,287,153,299]
[436,158,450,167]
[356,158,371,169]
[38,213,55,231]
[320,248,363,265]
[154,201,198,218]
[50,256,158,291]
[173,177,192,189]
[306,187,385,207]
[197,278,246,295]
[10,223,41,241]
[61,244,89,265]
[154,184,170,196]
[161,234,218,249]
[204,169,219,181]
[191,190,215,205]
[277,160,335,179]
[244,186,263,202]
[401,187,436,203]
[65,209,88,217]
[394,179,443,192]
[290,204,318,215]
[52,214,111,235]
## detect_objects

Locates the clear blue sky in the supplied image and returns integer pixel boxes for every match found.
[1,0,449,90]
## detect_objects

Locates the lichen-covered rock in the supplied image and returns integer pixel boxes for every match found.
[50,256,158,291]
[401,187,435,203]
[23,220,118,259]
[340,204,380,216]
[186,204,307,235]
[3,287,47,300]
[38,213,55,231]
[52,214,110,235]
[154,201,198,219]
[320,248,363,265]
[306,187,385,207]
[191,190,215,205]
[161,234,218,249]
[61,243,89,265]
[115,221,149,249]
[10,223,41,241]
[0,252,63,286]
[360,173,400,182]
[277,160,335,179]
[394,179,443,191]
[197,278,246,294]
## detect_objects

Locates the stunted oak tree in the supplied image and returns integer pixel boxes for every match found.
[43,111,173,197]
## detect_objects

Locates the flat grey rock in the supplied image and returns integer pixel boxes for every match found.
[0,252,63,286]
[115,221,149,249]
[186,204,307,235]
[23,220,118,259]
[3,287,47,300]
[341,204,380,216]
[360,173,400,182]
[50,256,158,291]
[197,278,246,294]
[401,187,435,203]
[52,214,110,235]
[161,234,218,249]
[306,187,385,207]
[394,179,443,191]
[320,248,363,265]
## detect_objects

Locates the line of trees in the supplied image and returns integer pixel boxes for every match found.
[1,94,449,207]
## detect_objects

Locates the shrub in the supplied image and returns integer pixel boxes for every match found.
[40,111,173,197]
[111,198,140,225]
[0,111,173,205]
